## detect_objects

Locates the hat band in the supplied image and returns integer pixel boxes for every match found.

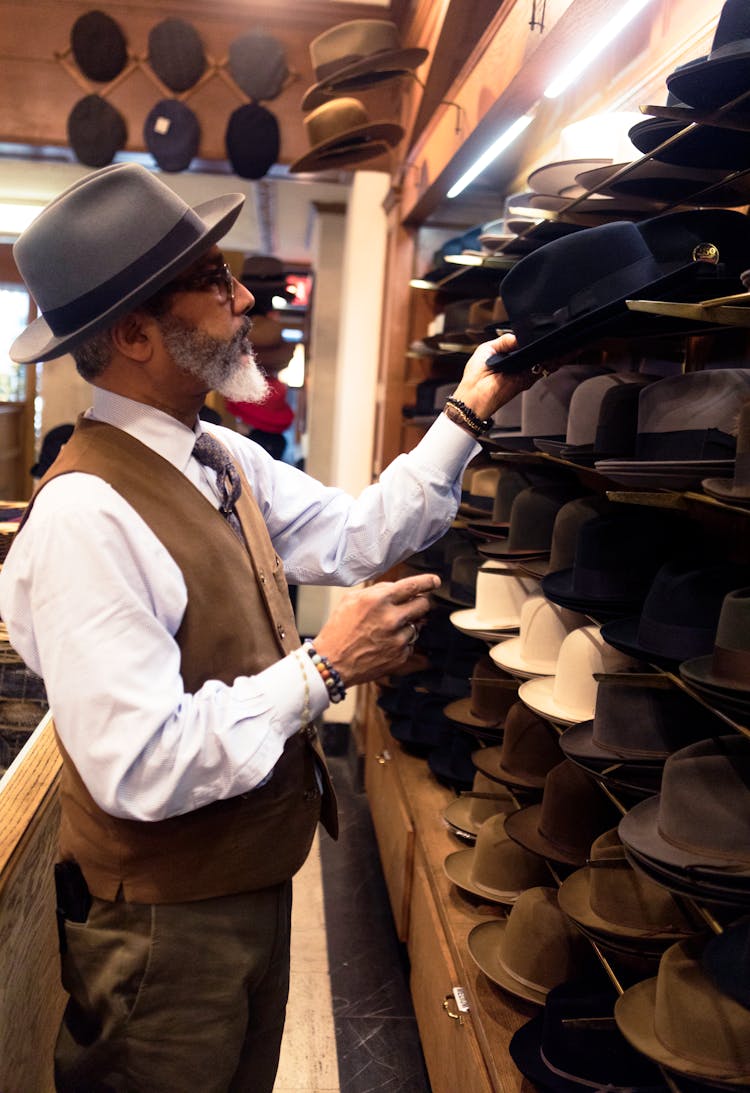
[637,614,715,661]
[712,643,750,682]
[315,47,397,82]
[512,253,657,347]
[496,950,547,993]
[710,38,750,63]
[571,563,651,600]
[635,427,736,460]
[657,816,750,866]
[43,212,203,337]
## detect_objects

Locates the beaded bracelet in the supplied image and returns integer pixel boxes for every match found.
[443,397,493,436]
[303,640,347,703]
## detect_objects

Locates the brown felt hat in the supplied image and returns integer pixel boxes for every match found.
[471,701,561,789]
[290,98,403,174]
[442,771,517,837]
[444,814,550,905]
[443,656,518,730]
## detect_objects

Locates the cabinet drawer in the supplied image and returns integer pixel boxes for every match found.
[364,716,414,940]
[409,855,495,1093]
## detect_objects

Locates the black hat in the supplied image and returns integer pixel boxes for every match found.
[70,10,127,83]
[228,32,288,101]
[144,100,200,173]
[31,424,75,478]
[575,158,750,206]
[225,103,280,180]
[67,94,127,168]
[148,18,206,93]
[702,916,750,1008]
[666,0,750,111]
[485,209,750,374]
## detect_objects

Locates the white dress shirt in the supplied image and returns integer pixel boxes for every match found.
[0,389,478,822]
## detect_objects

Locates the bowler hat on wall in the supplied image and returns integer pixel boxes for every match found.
[67,94,127,168]
[229,32,288,101]
[666,0,750,111]
[485,210,750,374]
[70,10,128,83]
[10,163,244,364]
[225,103,280,179]
[148,18,206,93]
[144,100,200,173]
[289,97,403,174]
[301,19,428,112]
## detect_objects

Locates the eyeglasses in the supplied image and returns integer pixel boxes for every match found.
[161,261,236,308]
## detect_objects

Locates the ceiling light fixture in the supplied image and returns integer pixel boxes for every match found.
[447,114,535,199]
[543,0,657,99]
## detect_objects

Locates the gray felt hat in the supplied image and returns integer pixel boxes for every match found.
[11,163,244,364]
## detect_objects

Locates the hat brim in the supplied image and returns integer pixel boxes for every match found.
[667,54,750,112]
[289,124,402,174]
[629,117,750,171]
[701,476,750,504]
[12,193,244,364]
[443,848,520,903]
[619,796,750,877]
[504,801,589,866]
[301,47,429,111]
[599,617,683,670]
[624,843,750,907]
[614,975,750,1084]
[517,676,593,726]
[443,695,514,729]
[560,720,668,768]
[490,636,557,679]
[467,920,549,1003]
[557,867,692,942]
[576,160,750,206]
[527,159,614,197]
[450,607,522,633]
[472,746,551,790]
[679,655,750,696]
[541,570,647,617]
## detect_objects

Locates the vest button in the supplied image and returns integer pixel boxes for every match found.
[258,570,266,584]
[277,623,286,639]
[303,789,318,801]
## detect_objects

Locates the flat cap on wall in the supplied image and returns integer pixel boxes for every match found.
[225,102,280,179]
[228,32,289,101]
[144,99,201,173]
[148,18,206,93]
[70,10,128,83]
[67,94,127,168]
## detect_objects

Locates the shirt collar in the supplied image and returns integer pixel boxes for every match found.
[88,388,200,473]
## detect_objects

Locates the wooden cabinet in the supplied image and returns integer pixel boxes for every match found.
[364,695,414,941]
[409,850,495,1093]
[364,690,537,1093]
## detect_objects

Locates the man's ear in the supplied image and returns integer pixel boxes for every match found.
[109,310,155,363]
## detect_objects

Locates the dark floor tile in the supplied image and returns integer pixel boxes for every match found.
[334,1017,431,1093]
[320,753,431,1089]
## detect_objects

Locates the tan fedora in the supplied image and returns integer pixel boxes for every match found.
[504,759,618,867]
[615,936,750,1084]
[301,19,428,111]
[467,887,591,1004]
[289,98,403,174]
[444,813,550,903]
[558,829,696,941]
[471,701,562,789]
[442,771,518,837]
[443,656,518,730]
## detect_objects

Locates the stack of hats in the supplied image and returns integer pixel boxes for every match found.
[292,20,425,173]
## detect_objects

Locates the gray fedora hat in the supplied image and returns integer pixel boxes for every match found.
[10,163,244,364]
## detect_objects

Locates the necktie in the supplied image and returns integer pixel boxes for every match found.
[192,432,244,542]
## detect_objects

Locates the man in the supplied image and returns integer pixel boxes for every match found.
[0,164,528,1093]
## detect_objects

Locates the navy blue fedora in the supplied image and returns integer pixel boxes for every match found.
[666,0,750,111]
[486,209,750,374]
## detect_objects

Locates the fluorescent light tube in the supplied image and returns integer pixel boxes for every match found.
[447,114,534,198]
[544,0,656,99]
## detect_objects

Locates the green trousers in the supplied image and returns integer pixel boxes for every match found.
[54,881,293,1093]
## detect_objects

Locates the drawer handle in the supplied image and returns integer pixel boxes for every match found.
[442,995,464,1025]
[374,749,391,765]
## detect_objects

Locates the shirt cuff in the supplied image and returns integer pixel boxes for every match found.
[410,411,481,478]
[260,649,331,740]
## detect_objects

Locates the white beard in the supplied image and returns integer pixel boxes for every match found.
[156,313,270,403]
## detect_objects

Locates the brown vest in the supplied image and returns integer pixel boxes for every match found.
[23,417,337,902]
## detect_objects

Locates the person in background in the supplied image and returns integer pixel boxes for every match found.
[225,314,295,460]
[29,423,75,489]
[0,163,530,1093]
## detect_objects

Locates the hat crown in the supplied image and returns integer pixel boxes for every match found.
[473,563,537,625]
[587,829,694,932]
[517,594,586,670]
[500,887,587,991]
[466,772,517,826]
[714,585,750,655]
[309,19,403,72]
[591,677,721,760]
[520,364,604,435]
[303,96,373,146]
[711,0,750,53]
[506,484,581,552]
[564,372,644,446]
[536,760,617,864]
[14,164,202,315]
[497,701,562,784]
[552,626,639,715]
[469,814,550,896]
[547,495,611,573]
[468,656,518,722]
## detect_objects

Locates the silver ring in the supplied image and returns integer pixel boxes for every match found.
[405,622,418,646]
